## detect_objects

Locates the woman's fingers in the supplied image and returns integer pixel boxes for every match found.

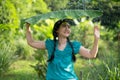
[26,23,30,27]
[94,26,100,39]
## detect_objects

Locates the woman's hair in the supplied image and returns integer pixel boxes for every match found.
[47,19,76,62]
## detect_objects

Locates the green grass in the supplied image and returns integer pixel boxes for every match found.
[0,60,39,80]
[0,50,119,80]
[0,56,99,80]
[75,56,105,80]
[74,47,120,80]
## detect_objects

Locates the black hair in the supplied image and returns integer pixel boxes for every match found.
[47,19,76,62]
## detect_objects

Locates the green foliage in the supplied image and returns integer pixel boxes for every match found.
[100,2,120,30]
[31,50,47,79]
[0,60,38,80]
[33,19,53,39]
[0,0,19,28]
[0,0,119,80]
[32,0,50,14]
[21,10,102,28]
[74,39,119,80]
[44,0,69,11]
[28,20,54,79]
[0,0,19,47]
[11,0,50,19]
[70,19,94,48]
[103,62,120,80]
[0,42,17,76]
[15,38,35,59]
[89,41,119,80]
[10,0,33,18]
[67,0,120,42]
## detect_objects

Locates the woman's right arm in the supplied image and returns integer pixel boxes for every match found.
[26,23,46,50]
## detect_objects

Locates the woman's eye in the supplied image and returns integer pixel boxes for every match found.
[68,25,70,28]
[66,25,70,28]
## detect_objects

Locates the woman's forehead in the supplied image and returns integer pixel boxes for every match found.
[60,22,70,26]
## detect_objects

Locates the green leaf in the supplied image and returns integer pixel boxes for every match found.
[20,10,102,28]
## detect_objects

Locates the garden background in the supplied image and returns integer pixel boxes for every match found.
[0,0,120,80]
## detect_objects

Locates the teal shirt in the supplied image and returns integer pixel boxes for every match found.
[45,39,82,80]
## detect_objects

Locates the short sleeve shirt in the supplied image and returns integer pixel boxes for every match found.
[45,39,82,80]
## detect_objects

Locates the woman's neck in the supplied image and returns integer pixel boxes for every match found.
[58,37,67,45]
[57,37,67,51]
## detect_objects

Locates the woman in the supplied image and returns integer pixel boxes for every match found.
[26,19,100,80]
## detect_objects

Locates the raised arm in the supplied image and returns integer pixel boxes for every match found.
[26,23,46,50]
[79,26,100,58]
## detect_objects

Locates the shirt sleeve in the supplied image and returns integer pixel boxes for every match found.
[45,39,54,57]
[72,41,82,54]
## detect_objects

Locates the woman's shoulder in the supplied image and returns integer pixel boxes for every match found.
[45,39,54,45]
[70,40,82,54]
[46,38,53,41]
[71,40,82,49]
[71,40,82,45]
[45,39,54,50]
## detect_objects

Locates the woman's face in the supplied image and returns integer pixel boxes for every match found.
[56,22,71,38]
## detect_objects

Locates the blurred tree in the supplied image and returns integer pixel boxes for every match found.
[32,0,50,14]
[0,0,19,76]
[96,1,120,62]
[44,0,69,11]
[0,0,19,28]
[67,0,90,9]
[11,0,50,19]
[66,0,120,63]
[67,0,120,41]
[0,0,19,43]
[98,1,120,40]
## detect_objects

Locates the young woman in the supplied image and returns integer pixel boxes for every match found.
[26,19,100,80]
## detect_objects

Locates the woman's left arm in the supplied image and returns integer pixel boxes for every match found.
[79,26,100,58]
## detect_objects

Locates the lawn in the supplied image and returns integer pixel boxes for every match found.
[0,60,39,80]
[0,53,119,80]
[0,56,92,80]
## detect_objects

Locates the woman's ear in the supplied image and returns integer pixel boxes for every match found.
[53,31,58,37]
[56,29,59,33]
[56,31,59,35]
[56,31,58,33]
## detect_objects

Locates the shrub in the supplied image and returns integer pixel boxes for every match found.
[30,50,47,79]
[0,41,17,76]
[15,38,35,59]
[82,40,119,80]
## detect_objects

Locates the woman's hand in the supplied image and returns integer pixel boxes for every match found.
[79,26,100,59]
[26,23,31,31]
[94,26,100,40]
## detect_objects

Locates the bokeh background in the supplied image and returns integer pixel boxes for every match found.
[0,0,120,80]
